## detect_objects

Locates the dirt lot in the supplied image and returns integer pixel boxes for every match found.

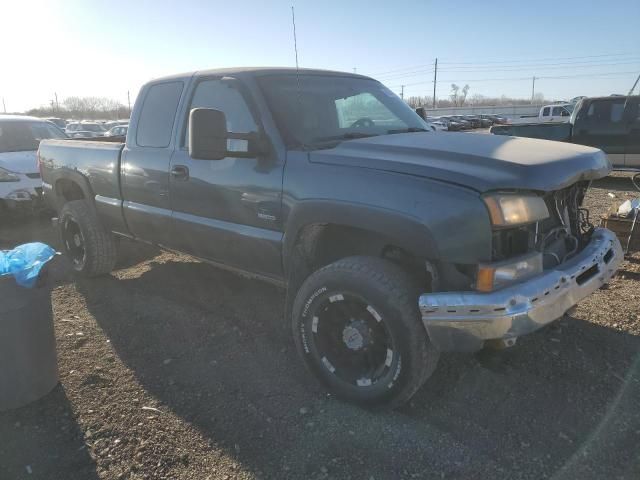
[1,174,639,480]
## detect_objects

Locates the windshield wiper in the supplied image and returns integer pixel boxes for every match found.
[386,127,429,134]
[314,132,379,142]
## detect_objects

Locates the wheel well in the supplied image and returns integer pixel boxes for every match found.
[291,223,434,291]
[55,179,85,203]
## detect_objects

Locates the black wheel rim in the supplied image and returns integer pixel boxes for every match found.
[307,293,397,388]
[62,216,86,269]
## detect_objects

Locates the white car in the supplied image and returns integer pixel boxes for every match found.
[0,115,67,214]
[426,121,448,132]
[65,122,107,138]
[104,124,128,137]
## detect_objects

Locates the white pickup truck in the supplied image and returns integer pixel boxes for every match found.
[510,103,574,124]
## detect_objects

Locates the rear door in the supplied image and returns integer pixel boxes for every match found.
[550,105,571,122]
[625,97,640,168]
[571,97,627,168]
[121,80,184,245]
[540,106,551,120]
[168,76,284,277]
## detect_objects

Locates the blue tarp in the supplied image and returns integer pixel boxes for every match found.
[0,243,56,288]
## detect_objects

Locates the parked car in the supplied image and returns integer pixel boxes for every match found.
[490,96,640,169]
[481,114,508,125]
[40,67,623,409]
[459,116,482,129]
[44,117,67,129]
[0,115,67,214]
[427,121,447,131]
[104,125,128,137]
[104,120,130,130]
[465,115,493,128]
[436,117,465,131]
[448,116,472,129]
[65,122,107,138]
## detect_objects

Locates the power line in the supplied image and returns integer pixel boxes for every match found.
[375,59,640,81]
[437,59,640,72]
[371,53,639,79]
[385,70,639,89]
[438,52,637,65]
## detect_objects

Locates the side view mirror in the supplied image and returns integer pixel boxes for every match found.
[189,108,268,160]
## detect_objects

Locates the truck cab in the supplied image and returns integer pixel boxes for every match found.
[540,103,573,122]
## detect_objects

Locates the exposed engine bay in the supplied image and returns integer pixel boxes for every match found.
[538,182,594,268]
[491,181,594,268]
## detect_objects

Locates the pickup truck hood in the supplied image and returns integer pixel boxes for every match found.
[309,132,610,192]
[0,150,38,174]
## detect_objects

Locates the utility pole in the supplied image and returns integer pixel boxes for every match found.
[627,73,640,96]
[2,97,6,113]
[432,58,438,109]
[54,92,59,113]
[400,85,404,100]
[531,76,536,104]
[127,91,131,117]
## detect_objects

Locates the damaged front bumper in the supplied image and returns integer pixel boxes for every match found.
[419,228,623,352]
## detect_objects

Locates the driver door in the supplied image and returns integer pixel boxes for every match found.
[169,77,284,277]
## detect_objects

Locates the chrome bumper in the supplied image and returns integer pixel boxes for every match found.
[419,228,623,352]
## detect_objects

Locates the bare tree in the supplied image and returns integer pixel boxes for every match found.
[459,84,470,106]
[28,96,128,120]
[449,84,460,106]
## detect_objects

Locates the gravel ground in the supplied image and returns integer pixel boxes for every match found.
[1,174,639,480]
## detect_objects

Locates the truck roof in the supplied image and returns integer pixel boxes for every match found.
[149,67,371,83]
[0,114,47,123]
[582,95,639,101]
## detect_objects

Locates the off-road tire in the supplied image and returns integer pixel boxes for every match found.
[291,256,439,409]
[59,200,117,277]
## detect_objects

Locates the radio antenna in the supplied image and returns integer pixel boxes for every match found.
[291,6,300,70]
[291,5,305,149]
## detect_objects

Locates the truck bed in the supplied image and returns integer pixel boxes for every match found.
[39,138,126,228]
[490,122,572,142]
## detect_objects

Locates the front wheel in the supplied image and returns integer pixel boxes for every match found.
[291,256,439,409]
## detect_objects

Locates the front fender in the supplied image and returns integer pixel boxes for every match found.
[283,200,439,274]
[282,156,493,273]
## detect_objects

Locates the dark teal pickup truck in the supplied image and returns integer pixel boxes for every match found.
[39,68,623,409]
[491,96,640,170]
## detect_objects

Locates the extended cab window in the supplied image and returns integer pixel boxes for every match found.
[585,99,626,125]
[184,79,257,147]
[136,81,183,148]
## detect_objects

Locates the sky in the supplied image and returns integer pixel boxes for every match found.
[0,0,639,112]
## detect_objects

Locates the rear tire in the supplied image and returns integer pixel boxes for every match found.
[59,200,117,277]
[291,256,439,409]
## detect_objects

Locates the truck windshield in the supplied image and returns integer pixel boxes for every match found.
[258,74,427,149]
[0,121,67,152]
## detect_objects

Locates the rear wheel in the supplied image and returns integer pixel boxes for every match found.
[59,200,117,277]
[291,256,439,409]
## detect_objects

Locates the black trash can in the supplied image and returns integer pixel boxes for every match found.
[0,264,58,411]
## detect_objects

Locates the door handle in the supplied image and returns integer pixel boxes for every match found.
[170,165,189,180]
